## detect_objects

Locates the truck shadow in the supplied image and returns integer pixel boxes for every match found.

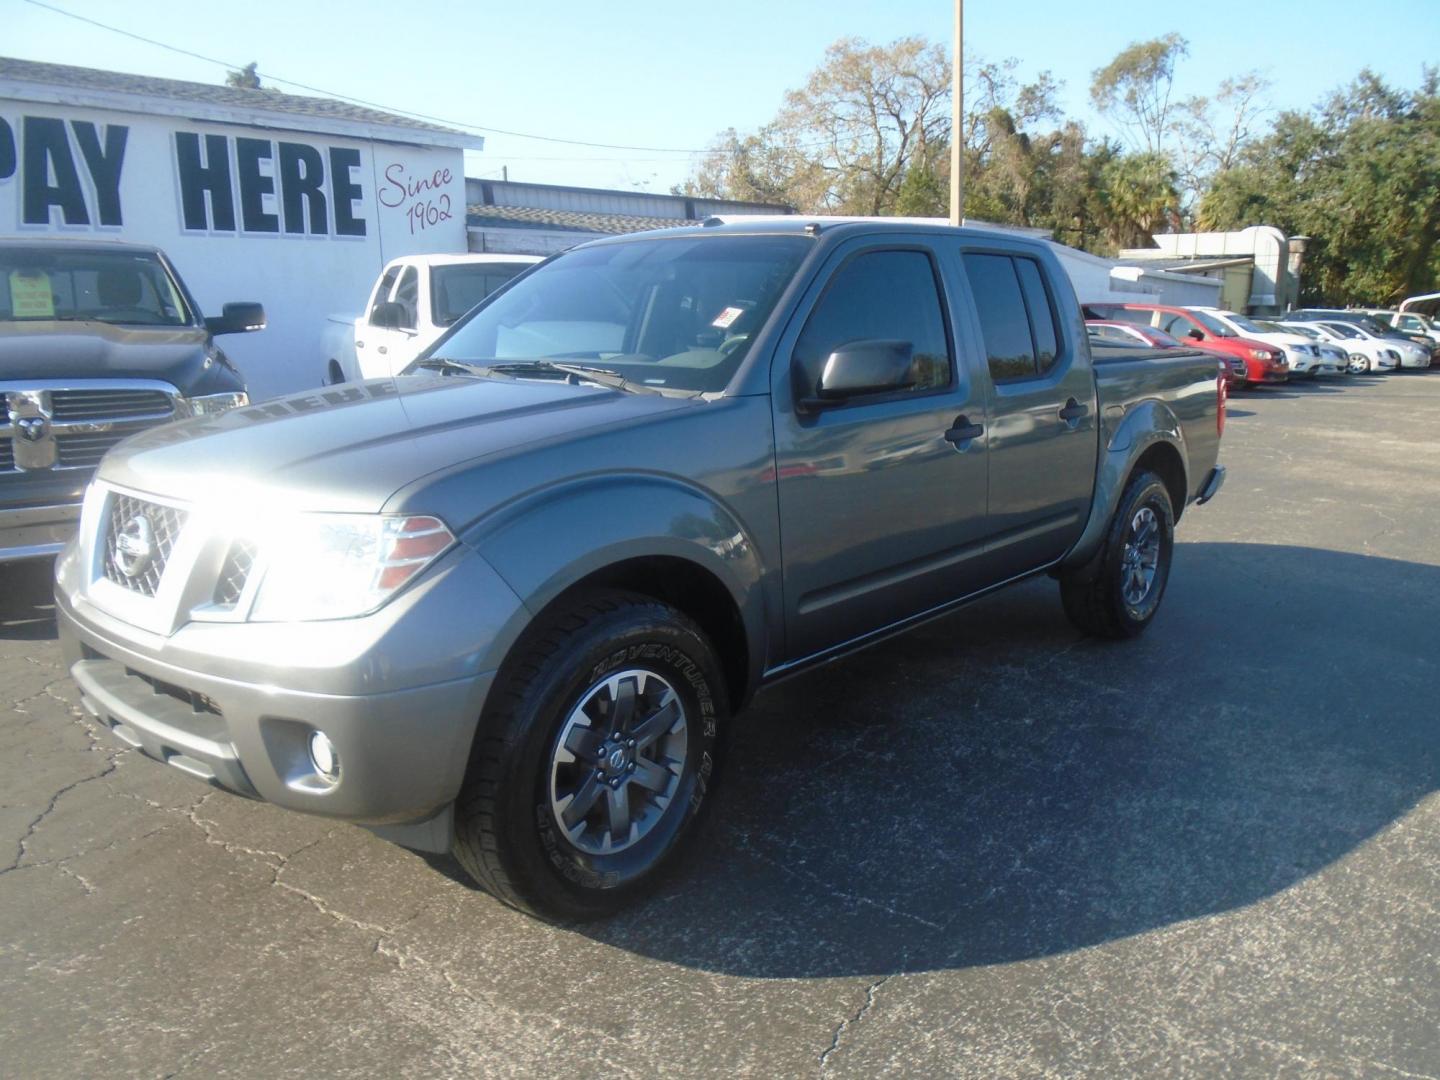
[0,560,59,642]
[578,542,1439,977]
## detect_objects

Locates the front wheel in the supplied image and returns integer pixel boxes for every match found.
[1060,470,1175,639]
[452,590,727,921]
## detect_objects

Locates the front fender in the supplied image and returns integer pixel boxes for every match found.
[466,473,768,693]
[1060,399,1189,576]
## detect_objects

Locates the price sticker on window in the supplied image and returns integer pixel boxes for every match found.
[711,305,746,329]
[9,271,55,318]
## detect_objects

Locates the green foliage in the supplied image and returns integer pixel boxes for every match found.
[1200,69,1440,304]
[225,62,261,90]
[1089,34,1189,153]
[684,39,1439,304]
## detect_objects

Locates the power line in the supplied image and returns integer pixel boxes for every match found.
[18,0,715,154]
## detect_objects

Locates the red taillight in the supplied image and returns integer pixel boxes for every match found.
[1217,373,1227,437]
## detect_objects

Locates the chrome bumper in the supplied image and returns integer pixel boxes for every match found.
[0,502,82,562]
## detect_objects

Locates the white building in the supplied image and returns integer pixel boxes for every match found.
[0,57,480,400]
[1119,226,1309,314]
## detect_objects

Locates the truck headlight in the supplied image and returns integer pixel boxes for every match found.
[248,513,455,621]
[184,392,250,416]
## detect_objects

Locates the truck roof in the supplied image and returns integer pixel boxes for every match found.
[388,253,545,269]
[580,215,1052,248]
[0,235,163,256]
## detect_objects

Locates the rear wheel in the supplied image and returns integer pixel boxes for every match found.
[1060,470,1175,639]
[452,590,727,921]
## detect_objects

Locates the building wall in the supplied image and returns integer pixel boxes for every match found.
[0,100,467,399]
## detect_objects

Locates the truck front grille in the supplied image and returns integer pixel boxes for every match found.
[213,539,258,607]
[102,494,188,597]
[0,383,178,474]
[56,430,131,469]
[50,389,175,422]
[0,436,12,473]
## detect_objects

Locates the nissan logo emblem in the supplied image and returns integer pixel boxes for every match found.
[114,514,157,578]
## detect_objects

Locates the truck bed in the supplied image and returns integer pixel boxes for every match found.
[1090,345,1223,505]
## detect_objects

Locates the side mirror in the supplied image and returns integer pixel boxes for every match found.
[800,340,915,410]
[370,300,409,331]
[206,302,266,335]
[1186,328,1205,342]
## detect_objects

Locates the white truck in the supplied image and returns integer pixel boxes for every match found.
[322,253,542,383]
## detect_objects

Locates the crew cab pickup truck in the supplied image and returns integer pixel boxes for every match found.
[55,220,1225,920]
[1,238,259,562]
[322,253,542,385]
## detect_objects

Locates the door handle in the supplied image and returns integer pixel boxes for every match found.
[944,416,984,446]
[1058,398,1088,423]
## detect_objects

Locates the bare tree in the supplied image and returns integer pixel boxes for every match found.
[1089,34,1189,153]
[1174,72,1273,209]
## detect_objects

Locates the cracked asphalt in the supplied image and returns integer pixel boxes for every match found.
[3,371,1438,1078]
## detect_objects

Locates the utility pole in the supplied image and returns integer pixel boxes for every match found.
[949,0,964,226]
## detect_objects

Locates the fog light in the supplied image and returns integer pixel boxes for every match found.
[309,731,339,781]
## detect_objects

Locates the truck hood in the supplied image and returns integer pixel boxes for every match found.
[0,320,243,395]
[99,374,703,514]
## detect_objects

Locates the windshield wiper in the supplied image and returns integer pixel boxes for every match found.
[482,360,662,395]
[412,357,501,377]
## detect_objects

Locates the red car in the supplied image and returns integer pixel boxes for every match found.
[1086,319,1247,390]
[1085,303,1289,387]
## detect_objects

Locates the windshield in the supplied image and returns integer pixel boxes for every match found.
[1226,314,1269,334]
[431,262,535,327]
[1189,309,1236,337]
[1,247,192,326]
[1268,321,1316,338]
[1321,322,1360,339]
[426,235,812,394]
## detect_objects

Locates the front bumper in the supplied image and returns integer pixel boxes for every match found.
[0,501,82,562]
[54,539,527,843]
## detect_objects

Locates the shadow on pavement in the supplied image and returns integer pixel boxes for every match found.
[0,560,58,642]
[577,543,1439,977]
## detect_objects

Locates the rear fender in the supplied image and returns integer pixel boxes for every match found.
[1059,400,1188,579]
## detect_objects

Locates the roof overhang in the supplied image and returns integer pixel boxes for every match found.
[0,76,484,151]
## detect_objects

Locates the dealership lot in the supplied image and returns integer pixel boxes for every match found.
[2,374,1437,1078]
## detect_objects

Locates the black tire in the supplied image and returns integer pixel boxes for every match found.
[452,589,727,921]
[326,361,344,385]
[1060,470,1175,639]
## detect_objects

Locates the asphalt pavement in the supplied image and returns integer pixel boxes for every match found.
[2,370,1437,1078]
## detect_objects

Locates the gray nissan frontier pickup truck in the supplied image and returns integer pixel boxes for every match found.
[55,219,1225,920]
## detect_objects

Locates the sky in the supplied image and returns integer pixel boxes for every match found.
[6,0,1439,194]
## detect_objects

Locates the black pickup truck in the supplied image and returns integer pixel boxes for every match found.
[1,238,262,561]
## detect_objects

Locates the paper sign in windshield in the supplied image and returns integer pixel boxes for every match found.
[9,272,55,318]
[711,306,745,329]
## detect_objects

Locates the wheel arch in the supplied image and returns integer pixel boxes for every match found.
[469,474,769,710]
[1060,403,1190,578]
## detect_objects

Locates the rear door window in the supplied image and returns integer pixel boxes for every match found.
[1013,258,1059,373]
[964,252,1067,381]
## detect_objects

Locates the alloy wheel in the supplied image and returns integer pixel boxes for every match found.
[548,669,688,855]
[1120,506,1162,607]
